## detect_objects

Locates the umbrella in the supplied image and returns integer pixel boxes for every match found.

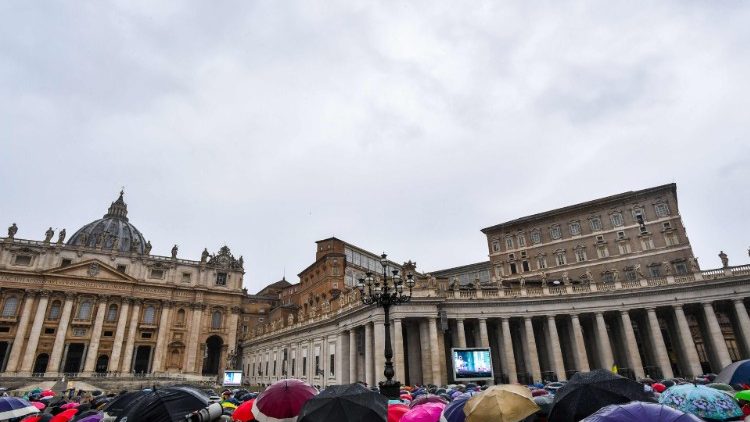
[653,383,667,393]
[74,414,103,422]
[31,402,46,410]
[401,402,445,422]
[548,369,649,422]
[464,385,538,422]
[530,389,548,397]
[252,379,317,422]
[659,384,743,421]
[50,409,79,422]
[532,395,553,416]
[736,390,750,402]
[638,378,656,385]
[71,410,100,422]
[708,383,735,392]
[0,397,40,420]
[22,416,53,422]
[115,386,209,422]
[233,399,256,422]
[61,403,79,410]
[410,395,447,409]
[41,390,55,398]
[439,392,477,422]
[389,403,409,422]
[101,391,144,419]
[582,401,702,421]
[298,383,387,422]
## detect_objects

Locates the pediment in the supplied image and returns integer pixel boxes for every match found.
[43,259,137,282]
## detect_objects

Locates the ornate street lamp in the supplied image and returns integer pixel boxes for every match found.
[358,252,415,399]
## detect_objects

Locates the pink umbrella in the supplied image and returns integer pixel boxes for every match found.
[252,379,317,422]
[30,402,45,410]
[531,389,549,397]
[401,402,446,422]
[60,403,79,410]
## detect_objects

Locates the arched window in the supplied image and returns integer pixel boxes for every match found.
[176,309,186,325]
[48,300,62,320]
[143,306,156,324]
[76,300,93,320]
[106,304,118,322]
[211,311,222,329]
[2,297,19,317]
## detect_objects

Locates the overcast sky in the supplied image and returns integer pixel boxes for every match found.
[1,1,748,293]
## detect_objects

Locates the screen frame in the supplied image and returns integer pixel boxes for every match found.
[223,370,243,386]
[451,347,494,381]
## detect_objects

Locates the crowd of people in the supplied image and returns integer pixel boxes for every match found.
[3,362,750,421]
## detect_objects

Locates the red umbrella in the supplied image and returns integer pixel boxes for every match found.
[252,379,317,422]
[41,391,55,398]
[233,399,256,422]
[30,402,46,410]
[531,389,549,397]
[50,409,78,422]
[653,383,667,393]
[389,403,409,422]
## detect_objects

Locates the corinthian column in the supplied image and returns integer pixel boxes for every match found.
[184,304,205,374]
[19,291,50,373]
[501,317,517,383]
[428,317,442,385]
[83,297,109,373]
[151,301,173,373]
[456,319,467,348]
[393,318,405,381]
[646,308,673,379]
[364,322,374,387]
[523,317,541,382]
[49,293,75,374]
[732,300,750,358]
[594,312,614,370]
[673,305,703,377]
[349,328,357,383]
[702,302,732,369]
[570,314,589,372]
[619,310,644,379]
[478,318,490,348]
[121,300,142,373]
[6,293,36,372]
[108,299,131,372]
[546,316,566,381]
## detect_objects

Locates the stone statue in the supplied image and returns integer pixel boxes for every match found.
[112,235,121,251]
[690,257,700,273]
[131,235,140,252]
[95,232,105,247]
[719,251,729,268]
[562,271,570,285]
[518,276,525,288]
[80,232,89,247]
[144,241,152,255]
[238,256,244,268]
[44,227,54,243]
[7,223,18,239]
[662,261,672,275]
[226,349,237,369]
[450,277,460,290]
[171,244,178,259]
[585,269,594,282]
[611,268,619,282]
[635,264,645,278]
[201,248,209,263]
[540,271,548,283]
[57,228,66,244]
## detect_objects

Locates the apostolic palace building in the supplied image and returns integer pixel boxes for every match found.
[1,184,749,389]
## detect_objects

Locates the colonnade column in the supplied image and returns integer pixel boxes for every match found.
[702,302,732,369]
[121,300,143,373]
[151,301,173,373]
[19,291,50,373]
[393,318,405,382]
[456,318,467,348]
[570,314,589,372]
[501,317,517,383]
[48,293,75,374]
[349,329,358,383]
[184,304,205,374]
[523,317,542,382]
[594,312,614,370]
[419,320,432,385]
[428,317,442,385]
[619,310,644,379]
[673,305,703,377]
[546,316,566,381]
[478,318,489,347]
[108,299,131,372]
[82,297,109,374]
[645,308,673,379]
[6,293,37,372]
[374,319,385,385]
[364,322,374,387]
[732,300,750,358]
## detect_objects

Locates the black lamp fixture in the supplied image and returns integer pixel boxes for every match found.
[358,252,415,399]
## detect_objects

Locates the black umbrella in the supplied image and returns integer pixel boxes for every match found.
[116,386,209,422]
[102,391,145,419]
[548,369,650,422]
[298,383,387,422]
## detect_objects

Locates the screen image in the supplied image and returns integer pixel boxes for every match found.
[223,370,243,386]
[452,348,493,380]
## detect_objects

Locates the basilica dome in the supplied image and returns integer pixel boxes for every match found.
[67,191,147,254]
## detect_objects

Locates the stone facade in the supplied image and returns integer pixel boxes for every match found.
[0,193,245,379]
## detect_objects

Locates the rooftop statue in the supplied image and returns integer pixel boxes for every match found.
[8,223,18,239]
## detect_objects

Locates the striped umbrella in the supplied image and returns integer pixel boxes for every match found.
[0,397,40,420]
[252,379,318,422]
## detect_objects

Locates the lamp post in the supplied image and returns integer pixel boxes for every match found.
[358,252,415,399]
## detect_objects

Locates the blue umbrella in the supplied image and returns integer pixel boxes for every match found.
[659,384,743,421]
[715,359,750,385]
[0,396,40,420]
[439,392,477,422]
[582,401,702,421]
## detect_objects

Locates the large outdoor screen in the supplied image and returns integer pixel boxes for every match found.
[451,348,493,381]
[223,370,243,386]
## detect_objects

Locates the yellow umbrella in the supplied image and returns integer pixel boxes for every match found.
[464,384,540,422]
[221,401,238,409]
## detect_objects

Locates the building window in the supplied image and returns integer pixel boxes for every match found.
[655,203,670,217]
[116,264,127,273]
[77,300,93,320]
[72,328,87,337]
[602,272,614,283]
[44,327,55,335]
[143,306,156,324]
[103,330,113,337]
[520,250,527,258]
[48,300,61,320]
[176,309,186,325]
[61,258,72,267]
[302,357,307,376]
[495,265,504,277]
[641,237,655,251]
[610,213,624,227]
[330,354,335,376]
[550,225,562,240]
[617,231,626,240]
[575,248,587,262]
[522,261,530,272]
[665,233,679,246]
[531,230,542,244]
[509,263,517,274]
[1,297,19,317]
[649,265,662,277]
[216,272,228,286]
[505,237,514,250]
[211,311,223,329]
[625,270,637,281]
[675,262,688,275]
[639,225,648,235]
[536,256,547,270]
[492,241,499,252]
[291,358,296,376]
[555,252,567,266]
[595,235,604,243]
[141,332,152,339]
[181,273,191,283]
[106,304,118,322]
[517,235,526,248]
[590,217,602,231]
[569,222,581,236]
[14,255,32,266]
[596,246,609,259]
[150,269,164,279]
[273,360,277,376]
[618,242,632,255]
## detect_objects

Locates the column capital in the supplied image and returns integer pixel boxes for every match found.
[38,290,51,298]
[547,315,556,321]
[570,313,580,319]
[701,301,715,308]
[64,292,77,300]
[477,317,487,322]
[594,311,604,316]
[644,306,657,312]
[619,309,631,316]
[733,298,745,305]
[97,294,110,302]
[191,303,205,310]
[672,304,684,310]
[161,300,175,308]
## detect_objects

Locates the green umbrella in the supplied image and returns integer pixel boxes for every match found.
[735,390,750,402]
